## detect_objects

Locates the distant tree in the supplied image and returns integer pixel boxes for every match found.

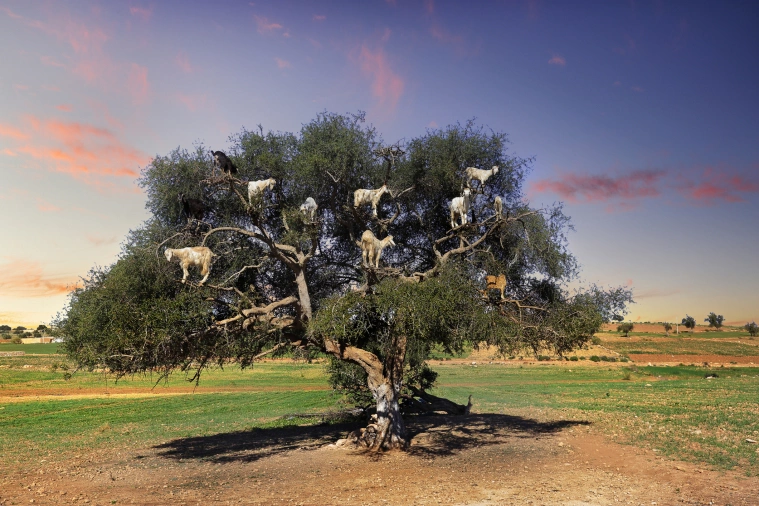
[13,326,26,331]
[617,322,634,337]
[704,312,724,330]
[745,322,758,337]
[32,330,41,338]
[662,322,673,336]
[611,314,624,323]
[0,325,11,332]
[37,324,48,332]
[681,315,696,332]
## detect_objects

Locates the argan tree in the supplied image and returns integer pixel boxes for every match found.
[617,322,634,337]
[56,112,632,450]
[744,322,758,337]
[662,322,672,336]
[704,312,724,330]
[681,315,696,333]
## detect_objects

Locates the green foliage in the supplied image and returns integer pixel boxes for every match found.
[704,312,724,329]
[0,325,11,332]
[11,336,22,344]
[617,322,634,337]
[589,355,601,362]
[57,111,632,412]
[745,322,758,337]
[663,322,673,335]
[681,314,696,332]
[36,324,47,331]
[591,336,602,345]
[14,326,26,331]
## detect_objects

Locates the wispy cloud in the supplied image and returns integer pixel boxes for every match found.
[56,104,73,112]
[635,288,681,299]
[313,14,326,21]
[175,93,207,112]
[40,55,65,67]
[531,169,665,204]
[127,63,150,105]
[14,84,29,91]
[548,54,566,66]
[86,234,118,246]
[631,85,644,93]
[678,168,759,204]
[531,166,759,209]
[424,0,435,14]
[254,14,284,34]
[129,5,153,22]
[357,45,404,112]
[0,116,150,190]
[0,259,78,298]
[175,51,194,73]
[36,198,61,212]
[275,57,291,69]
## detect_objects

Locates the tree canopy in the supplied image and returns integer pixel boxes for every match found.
[704,312,724,329]
[55,112,632,450]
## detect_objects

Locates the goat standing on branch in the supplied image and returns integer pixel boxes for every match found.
[464,165,499,188]
[450,188,472,228]
[299,197,318,221]
[248,178,276,205]
[178,193,207,221]
[164,247,214,284]
[359,229,395,268]
[493,195,503,218]
[211,150,238,176]
[354,184,388,217]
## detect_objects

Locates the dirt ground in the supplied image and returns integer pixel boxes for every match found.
[2,407,758,506]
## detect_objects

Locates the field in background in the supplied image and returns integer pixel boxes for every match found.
[2,332,759,475]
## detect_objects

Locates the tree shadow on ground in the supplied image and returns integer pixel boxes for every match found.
[153,413,590,464]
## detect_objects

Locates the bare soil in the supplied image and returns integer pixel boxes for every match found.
[2,407,758,506]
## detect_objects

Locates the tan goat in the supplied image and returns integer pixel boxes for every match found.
[359,229,395,268]
[353,184,388,217]
[164,247,213,284]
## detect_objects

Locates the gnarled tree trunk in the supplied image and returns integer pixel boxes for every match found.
[324,335,409,450]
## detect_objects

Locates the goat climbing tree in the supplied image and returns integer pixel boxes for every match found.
[57,112,633,450]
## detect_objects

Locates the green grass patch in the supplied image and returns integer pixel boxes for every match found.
[602,337,759,356]
[0,343,62,354]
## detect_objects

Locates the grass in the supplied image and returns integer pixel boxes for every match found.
[600,336,759,356]
[433,364,759,474]
[1,336,758,475]
[0,342,62,354]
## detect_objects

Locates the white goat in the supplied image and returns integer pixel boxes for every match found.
[464,165,499,188]
[450,188,472,228]
[494,195,503,217]
[299,197,318,221]
[359,229,395,268]
[164,247,213,285]
[248,178,276,204]
[353,184,388,217]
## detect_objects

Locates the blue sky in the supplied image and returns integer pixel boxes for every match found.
[1,0,757,327]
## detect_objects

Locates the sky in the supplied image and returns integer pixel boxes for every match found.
[1,0,757,328]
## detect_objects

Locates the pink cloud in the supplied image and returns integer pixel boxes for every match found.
[129,5,153,21]
[2,148,17,156]
[531,169,665,204]
[254,14,283,33]
[176,93,207,112]
[127,63,150,105]
[679,168,759,204]
[41,85,60,92]
[0,124,30,141]
[14,84,29,91]
[86,234,118,246]
[631,86,644,92]
[424,0,435,14]
[548,54,566,66]
[56,104,73,112]
[175,51,194,73]
[0,259,78,297]
[40,55,65,68]
[313,14,326,21]
[36,198,61,212]
[0,115,150,190]
[357,45,404,112]
[275,57,291,69]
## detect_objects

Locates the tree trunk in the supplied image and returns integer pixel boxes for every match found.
[323,336,409,450]
[294,267,312,322]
